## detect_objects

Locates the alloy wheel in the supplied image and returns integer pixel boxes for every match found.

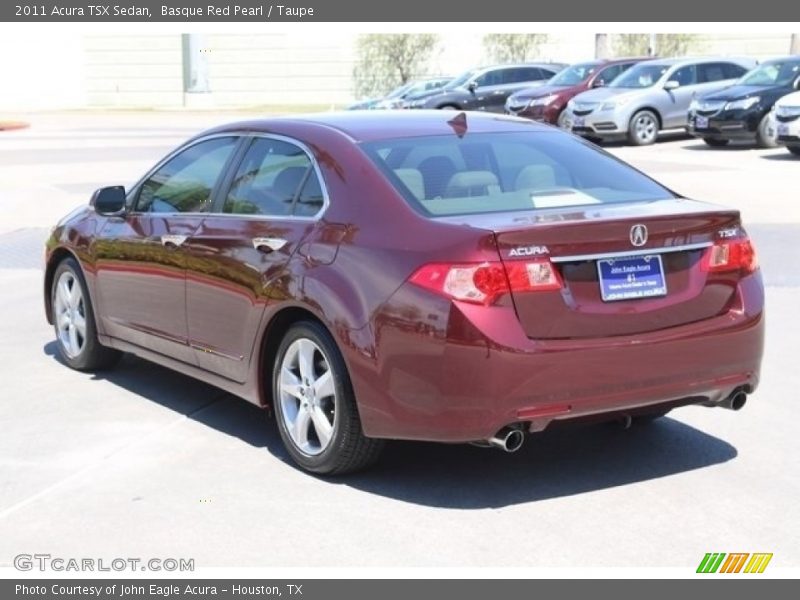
[633,113,657,144]
[278,338,337,456]
[54,271,87,358]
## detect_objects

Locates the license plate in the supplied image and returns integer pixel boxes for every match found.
[597,255,667,302]
[573,117,585,128]
[778,123,789,136]
[695,115,709,129]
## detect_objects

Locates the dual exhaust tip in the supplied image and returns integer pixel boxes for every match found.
[483,389,748,453]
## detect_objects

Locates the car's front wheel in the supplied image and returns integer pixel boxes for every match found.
[272,320,384,474]
[51,257,121,371]
[756,114,779,148]
[628,110,659,146]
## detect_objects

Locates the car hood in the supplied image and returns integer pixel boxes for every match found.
[510,84,581,101]
[699,84,783,102]
[570,87,644,105]
[775,90,800,107]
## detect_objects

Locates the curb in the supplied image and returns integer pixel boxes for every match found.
[0,121,30,131]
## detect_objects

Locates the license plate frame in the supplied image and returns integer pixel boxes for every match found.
[597,254,668,302]
[695,115,709,129]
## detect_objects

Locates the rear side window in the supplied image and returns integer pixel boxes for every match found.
[363,132,673,217]
[222,137,325,217]
[136,137,238,213]
[506,67,542,83]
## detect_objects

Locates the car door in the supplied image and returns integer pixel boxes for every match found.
[93,136,241,363]
[465,68,506,111]
[183,135,328,382]
[661,64,698,128]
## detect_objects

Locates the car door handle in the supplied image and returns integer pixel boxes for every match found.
[252,237,288,252]
[161,234,188,248]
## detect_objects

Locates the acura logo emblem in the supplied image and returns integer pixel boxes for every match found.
[630,224,648,247]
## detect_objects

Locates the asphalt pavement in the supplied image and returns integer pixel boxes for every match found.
[0,113,798,570]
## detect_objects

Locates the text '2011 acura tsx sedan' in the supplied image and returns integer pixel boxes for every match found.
[44,111,765,474]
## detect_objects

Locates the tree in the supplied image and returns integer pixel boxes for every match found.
[353,34,439,99]
[613,34,697,57]
[483,34,548,63]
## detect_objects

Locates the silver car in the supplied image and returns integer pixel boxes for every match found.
[562,57,755,145]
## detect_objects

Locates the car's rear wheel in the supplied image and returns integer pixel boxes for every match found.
[756,114,779,148]
[703,137,729,147]
[627,110,659,146]
[786,144,800,156]
[437,104,459,110]
[272,321,384,475]
[51,258,121,371]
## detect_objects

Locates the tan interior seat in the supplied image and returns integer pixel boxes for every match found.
[444,170,500,198]
[515,164,557,191]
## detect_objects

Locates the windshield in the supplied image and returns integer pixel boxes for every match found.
[385,83,413,99]
[445,69,478,90]
[549,62,598,86]
[362,132,673,217]
[610,64,669,89]
[739,61,800,87]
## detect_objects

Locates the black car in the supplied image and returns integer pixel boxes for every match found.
[688,57,800,148]
[404,63,567,113]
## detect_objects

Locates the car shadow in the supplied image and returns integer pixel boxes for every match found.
[760,151,799,161]
[43,342,738,509]
[681,141,764,151]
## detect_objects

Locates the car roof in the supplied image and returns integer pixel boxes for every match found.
[204,110,553,143]
[638,56,750,68]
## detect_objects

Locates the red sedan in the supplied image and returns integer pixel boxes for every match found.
[44,111,764,474]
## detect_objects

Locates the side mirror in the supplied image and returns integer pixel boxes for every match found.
[467,81,478,92]
[664,80,680,91]
[90,186,127,216]
[592,78,606,88]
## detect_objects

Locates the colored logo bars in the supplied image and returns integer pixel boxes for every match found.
[696,552,773,573]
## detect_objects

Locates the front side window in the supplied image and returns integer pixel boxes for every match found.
[364,132,674,217]
[475,69,505,87]
[670,65,697,86]
[222,138,325,217]
[550,63,598,86]
[136,137,238,213]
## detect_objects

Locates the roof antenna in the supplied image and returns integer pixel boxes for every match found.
[447,112,468,138]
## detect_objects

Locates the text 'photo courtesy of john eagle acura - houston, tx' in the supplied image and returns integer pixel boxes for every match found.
[44,110,764,475]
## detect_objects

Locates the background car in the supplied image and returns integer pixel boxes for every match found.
[770,89,800,156]
[348,77,452,111]
[688,56,800,147]
[44,111,764,475]
[404,63,567,112]
[505,58,647,127]
[562,57,755,145]
[373,77,452,109]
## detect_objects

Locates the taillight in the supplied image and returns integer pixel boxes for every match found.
[409,259,562,305]
[702,238,758,274]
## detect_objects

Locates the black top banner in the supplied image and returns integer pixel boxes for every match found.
[2,0,799,21]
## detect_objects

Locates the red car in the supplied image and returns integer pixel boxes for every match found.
[44,111,764,474]
[505,58,648,127]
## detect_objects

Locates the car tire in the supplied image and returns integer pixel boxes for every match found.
[272,320,384,475]
[788,145,800,156]
[437,104,459,111]
[627,110,659,146]
[755,114,779,148]
[51,257,122,371]
[703,137,730,147]
[556,110,569,129]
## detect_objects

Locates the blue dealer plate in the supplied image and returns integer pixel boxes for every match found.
[597,255,667,302]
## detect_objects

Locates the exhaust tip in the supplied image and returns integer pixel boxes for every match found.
[486,427,526,453]
[729,391,747,411]
[505,430,525,453]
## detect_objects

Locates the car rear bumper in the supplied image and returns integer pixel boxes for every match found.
[356,273,765,442]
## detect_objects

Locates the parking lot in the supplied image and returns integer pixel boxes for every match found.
[1,111,799,569]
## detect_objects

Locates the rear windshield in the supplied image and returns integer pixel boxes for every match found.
[362,132,674,217]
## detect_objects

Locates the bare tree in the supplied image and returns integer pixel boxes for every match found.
[613,34,697,57]
[483,34,548,63]
[353,34,439,99]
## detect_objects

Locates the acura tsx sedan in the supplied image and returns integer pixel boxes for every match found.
[44,111,764,474]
